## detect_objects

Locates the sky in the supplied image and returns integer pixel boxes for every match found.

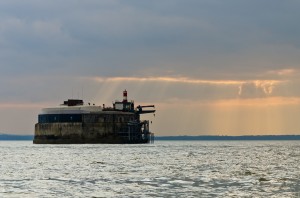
[1,0,300,135]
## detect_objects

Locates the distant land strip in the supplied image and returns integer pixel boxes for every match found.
[1,134,300,141]
[0,134,34,140]
[155,135,300,141]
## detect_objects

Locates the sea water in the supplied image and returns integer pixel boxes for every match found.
[0,141,299,197]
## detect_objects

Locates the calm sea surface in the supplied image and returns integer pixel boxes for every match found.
[0,141,299,197]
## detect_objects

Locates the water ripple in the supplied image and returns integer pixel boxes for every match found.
[0,141,299,197]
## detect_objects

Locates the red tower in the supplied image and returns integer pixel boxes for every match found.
[123,90,128,103]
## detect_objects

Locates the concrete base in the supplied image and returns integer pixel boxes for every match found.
[33,134,149,144]
[34,113,150,144]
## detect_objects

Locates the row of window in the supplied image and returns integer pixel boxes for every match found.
[38,114,136,123]
[38,114,82,123]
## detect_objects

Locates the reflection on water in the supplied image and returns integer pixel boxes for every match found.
[0,141,299,197]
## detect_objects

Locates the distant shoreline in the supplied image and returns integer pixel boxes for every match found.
[155,135,300,141]
[1,134,300,141]
[0,134,34,141]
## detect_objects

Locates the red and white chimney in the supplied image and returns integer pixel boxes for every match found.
[123,89,128,102]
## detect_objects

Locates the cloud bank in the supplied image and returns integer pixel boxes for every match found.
[0,1,300,134]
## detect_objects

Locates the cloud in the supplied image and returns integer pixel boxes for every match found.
[0,74,290,106]
[91,76,286,99]
[238,80,279,98]
[267,68,298,76]
[0,102,46,109]
[207,97,300,107]
[91,76,284,86]
[92,76,244,85]
[0,0,299,79]
[0,1,300,134]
